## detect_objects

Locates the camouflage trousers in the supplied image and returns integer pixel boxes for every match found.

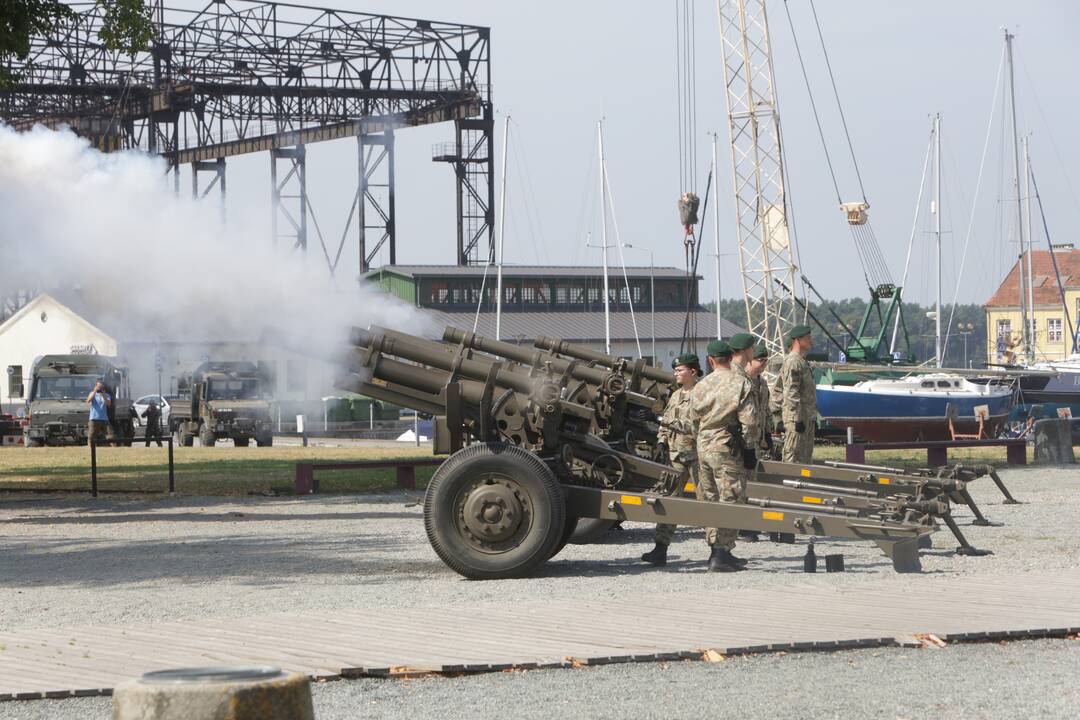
[697,451,748,551]
[654,460,698,546]
[781,422,815,464]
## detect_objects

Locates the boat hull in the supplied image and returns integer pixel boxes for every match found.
[817,385,1014,442]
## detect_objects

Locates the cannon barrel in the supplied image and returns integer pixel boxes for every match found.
[533,335,672,385]
[445,328,619,391]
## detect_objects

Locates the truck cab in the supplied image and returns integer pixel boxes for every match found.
[24,355,135,447]
[175,361,273,447]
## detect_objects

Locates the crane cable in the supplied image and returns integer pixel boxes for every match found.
[781,0,891,289]
[674,0,700,353]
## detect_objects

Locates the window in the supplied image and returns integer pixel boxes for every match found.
[7,365,23,399]
[936,381,952,389]
[1048,318,1063,343]
[522,280,550,306]
[428,281,449,305]
[995,319,1012,339]
[921,381,934,389]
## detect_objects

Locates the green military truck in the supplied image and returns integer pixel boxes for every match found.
[23,354,135,447]
[174,361,273,447]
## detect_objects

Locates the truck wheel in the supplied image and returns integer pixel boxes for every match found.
[179,431,194,447]
[424,442,565,580]
[569,518,620,545]
[234,438,250,448]
[198,426,216,448]
[256,435,273,447]
[26,438,44,448]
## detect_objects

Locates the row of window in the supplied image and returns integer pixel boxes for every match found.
[996,318,1065,344]
[420,278,691,310]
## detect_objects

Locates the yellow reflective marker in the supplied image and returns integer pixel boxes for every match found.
[878,477,891,485]
[620,495,643,506]
[762,510,784,521]
[800,468,812,477]
[684,482,697,493]
[802,496,823,504]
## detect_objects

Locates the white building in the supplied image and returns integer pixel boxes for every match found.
[0,294,117,412]
[0,293,338,415]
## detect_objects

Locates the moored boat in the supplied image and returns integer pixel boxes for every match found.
[816,373,1014,442]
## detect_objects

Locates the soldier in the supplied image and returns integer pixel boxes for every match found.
[641,353,702,566]
[142,399,163,448]
[749,343,774,458]
[708,340,733,373]
[774,324,816,463]
[691,332,758,572]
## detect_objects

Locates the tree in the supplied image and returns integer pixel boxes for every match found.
[0,0,153,85]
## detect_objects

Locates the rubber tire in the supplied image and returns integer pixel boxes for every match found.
[424,442,565,580]
[256,435,273,447]
[549,514,580,560]
[234,438,250,448]
[568,517,620,545]
[199,427,216,448]
[26,438,44,448]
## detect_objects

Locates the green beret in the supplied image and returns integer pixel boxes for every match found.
[753,343,769,359]
[706,339,732,358]
[671,353,701,369]
[728,332,755,351]
[788,324,812,343]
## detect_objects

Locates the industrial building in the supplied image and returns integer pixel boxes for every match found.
[984,246,1080,362]
[363,264,741,364]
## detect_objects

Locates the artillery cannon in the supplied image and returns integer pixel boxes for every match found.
[339,326,937,579]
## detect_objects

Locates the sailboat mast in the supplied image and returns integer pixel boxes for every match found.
[712,133,723,340]
[598,120,611,354]
[933,113,942,367]
[1024,135,1036,356]
[1005,29,1029,361]
[495,114,510,341]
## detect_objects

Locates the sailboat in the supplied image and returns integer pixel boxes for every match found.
[816,114,1014,441]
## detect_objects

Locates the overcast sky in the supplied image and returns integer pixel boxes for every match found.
[175,0,1079,308]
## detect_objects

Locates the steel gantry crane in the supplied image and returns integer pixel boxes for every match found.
[715,0,802,354]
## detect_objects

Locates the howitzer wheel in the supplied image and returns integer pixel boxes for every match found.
[568,518,620,545]
[424,443,566,580]
[550,514,579,560]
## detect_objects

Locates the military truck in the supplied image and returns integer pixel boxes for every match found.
[23,354,135,446]
[174,362,273,447]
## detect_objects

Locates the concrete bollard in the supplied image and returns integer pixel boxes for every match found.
[1033,418,1076,465]
[112,667,314,720]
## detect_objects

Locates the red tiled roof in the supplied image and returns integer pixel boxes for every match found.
[984,248,1080,307]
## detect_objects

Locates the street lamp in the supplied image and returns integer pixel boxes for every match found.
[621,243,655,363]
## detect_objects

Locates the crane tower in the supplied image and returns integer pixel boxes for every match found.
[716,0,801,354]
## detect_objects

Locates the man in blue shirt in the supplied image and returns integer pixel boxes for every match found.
[86,379,114,446]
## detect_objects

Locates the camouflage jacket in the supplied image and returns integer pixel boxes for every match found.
[752,375,772,446]
[776,350,816,426]
[691,361,758,456]
[656,384,697,458]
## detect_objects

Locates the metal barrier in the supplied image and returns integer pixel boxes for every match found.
[845,438,1027,467]
[90,437,175,497]
[294,458,443,494]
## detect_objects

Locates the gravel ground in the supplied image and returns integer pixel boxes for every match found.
[0,465,1077,717]
[3,639,1078,720]
[1,465,1076,631]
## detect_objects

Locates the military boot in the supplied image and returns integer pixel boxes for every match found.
[723,549,749,568]
[640,543,668,566]
[707,547,745,573]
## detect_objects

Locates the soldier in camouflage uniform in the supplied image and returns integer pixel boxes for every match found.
[691,332,758,572]
[749,343,774,457]
[772,324,816,463]
[640,353,701,566]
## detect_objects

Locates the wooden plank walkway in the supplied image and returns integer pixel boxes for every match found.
[2,571,1079,701]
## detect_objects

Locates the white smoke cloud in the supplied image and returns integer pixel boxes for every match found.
[0,124,436,362]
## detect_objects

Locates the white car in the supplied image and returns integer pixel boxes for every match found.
[132,395,171,431]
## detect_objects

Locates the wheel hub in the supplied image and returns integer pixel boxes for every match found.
[461,479,525,544]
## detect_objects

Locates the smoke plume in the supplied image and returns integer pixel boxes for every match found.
[0,125,436,360]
